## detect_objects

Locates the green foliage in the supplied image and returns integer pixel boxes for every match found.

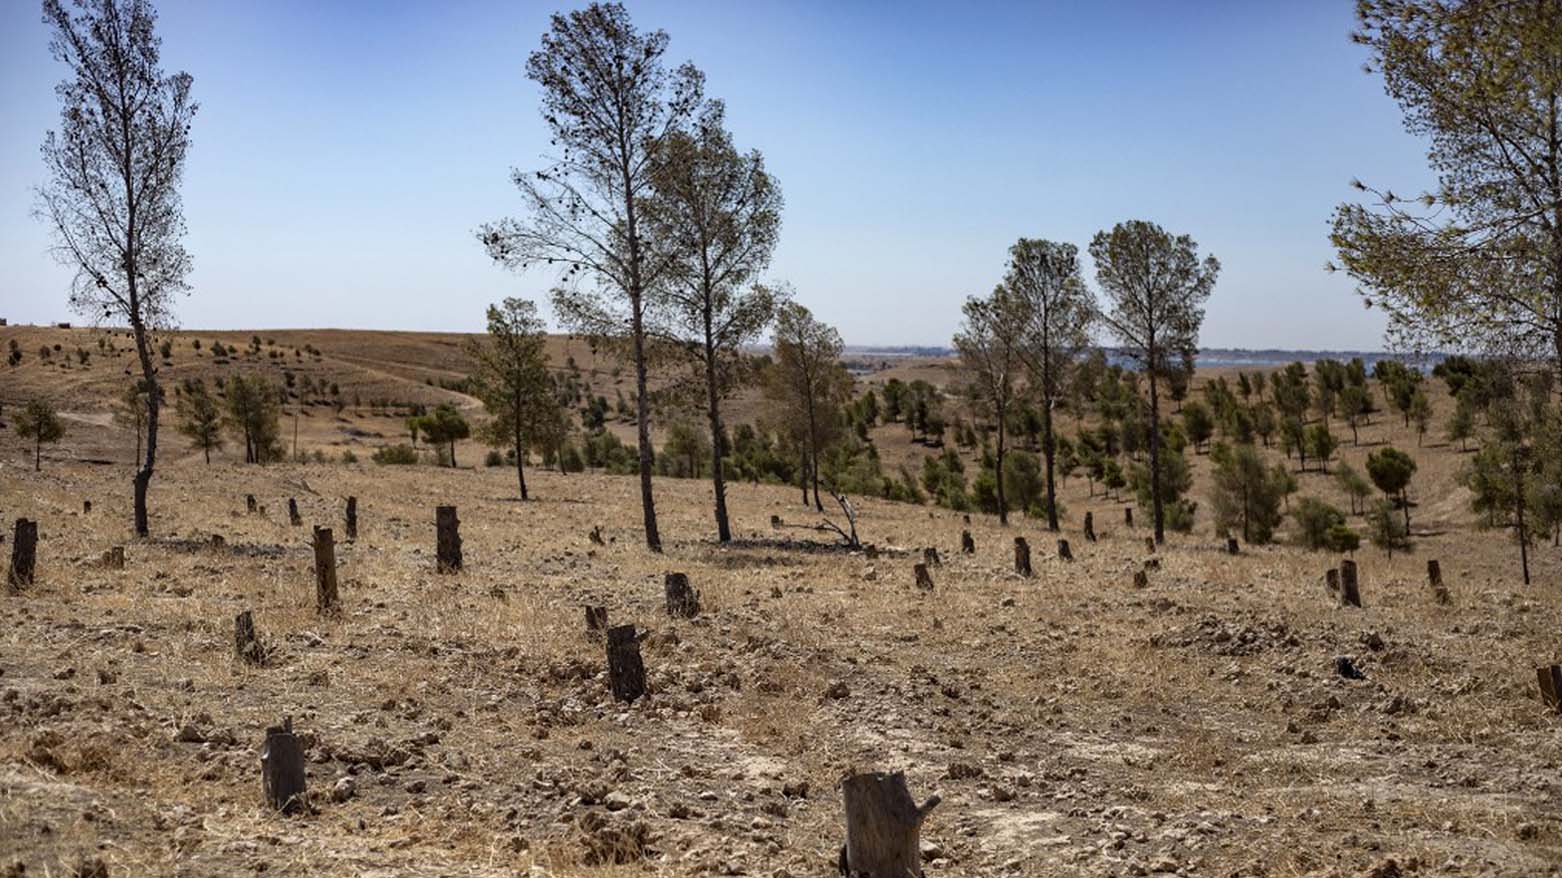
[1304,423,1338,471]
[175,381,223,463]
[1129,446,1195,532]
[1325,523,1361,554]
[1366,446,1417,528]
[415,404,471,468]
[15,398,65,470]
[1181,401,1214,452]
[1293,496,1345,550]
[1208,443,1287,543]
[224,372,284,464]
[1334,462,1373,515]
[372,444,419,465]
[1367,498,1410,557]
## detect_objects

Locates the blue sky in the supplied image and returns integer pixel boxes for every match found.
[0,0,1433,349]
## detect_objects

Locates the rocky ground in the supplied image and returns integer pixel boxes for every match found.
[3,456,1561,878]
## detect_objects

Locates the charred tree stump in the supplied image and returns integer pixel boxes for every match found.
[345,496,357,542]
[913,563,934,590]
[102,546,125,570]
[8,518,37,589]
[923,547,941,567]
[1325,568,1340,594]
[210,534,225,550]
[665,572,700,618]
[1338,559,1361,608]
[313,527,339,614]
[1132,570,1149,589]
[261,717,306,814]
[588,525,605,546]
[287,498,301,527]
[1057,539,1073,562]
[246,494,257,514]
[1427,559,1449,604]
[1145,537,1155,554]
[606,624,646,703]
[1014,537,1032,577]
[770,514,782,530]
[82,500,91,514]
[1124,507,1134,527]
[960,530,975,554]
[1226,537,1239,555]
[839,771,940,878]
[1084,512,1096,542]
[1538,665,1562,713]
[436,506,462,573]
[235,610,266,665]
[585,605,608,634]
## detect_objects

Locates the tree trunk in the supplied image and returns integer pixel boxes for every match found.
[345,496,357,541]
[1147,359,1164,544]
[961,530,975,553]
[1042,395,1058,531]
[606,624,646,703]
[8,518,38,589]
[839,772,939,878]
[313,527,339,614]
[1084,511,1095,542]
[261,718,306,813]
[514,409,529,501]
[631,296,661,552]
[704,339,731,542]
[436,506,462,573]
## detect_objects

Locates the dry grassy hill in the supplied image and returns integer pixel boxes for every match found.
[2,324,1561,877]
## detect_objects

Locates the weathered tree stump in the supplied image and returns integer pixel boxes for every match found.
[588,525,605,546]
[1325,568,1340,594]
[102,546,125,570]
[235,610,266,665]
[960,530,975,554]
[1083,512,1096,542]
[1014,537,1031,577]
[923,547,941,567]
[1538,665,1562,713]
[864,545,879,561]
[606,624,646,703]
[210,534,226,550]
[1057,539,1073,562]
[913,563,934,590]
[1226,537,1239,555]
[665,572,700,618]
[1124,507,1133,526]
[246,494,257,514]
[770,514,782,530]
[585,605,608,634]
[261,717,306,814]
[82,500,91,515]
[1132,570,1149,589]
[436,506,462,573]
[345,496,358,542]
[313,527,339,614]
[839,771,940,878]
[1427,559,1449,604]
[8,518,37,589]
[1338,559,1361,608]
[1143,558,1160,571]
[963,514,971,525]
[1145,537,1155,554]
[287,498,301,527]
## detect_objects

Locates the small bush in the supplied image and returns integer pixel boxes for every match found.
[1325,523,1361,554]
[1294,496,1345,550]
[372,443,419,465]
[484,448,504,467]
[341,449,358,464]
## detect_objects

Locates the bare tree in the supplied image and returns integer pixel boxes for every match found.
[37,0,196,537]
[644,100,783,542]
[1006,239,1096,531]
[480,2,702,554]
[954,285,1025,526]
[1091,220,1219,544]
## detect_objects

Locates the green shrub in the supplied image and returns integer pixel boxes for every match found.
[341,449,358,464]
[1325,523,1361,554]
[485,448,504,467]
[372,443,419,465]
[1293,496,1345,550]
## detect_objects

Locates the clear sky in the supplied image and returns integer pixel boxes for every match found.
[0,0,1434,349]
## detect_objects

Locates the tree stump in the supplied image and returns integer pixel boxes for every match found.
[83,500,91,515]
[1226,537,1239,555]
[1338,559,1361,608]
[345,496,358,542]
[313,527,339,614]
[1427,559,1449,604]
[1083,512,1096,542]
[1132,570,1149,589]
[235,610,266,665]
[103,546,124,570]
[839,771,940,878]
[1325,568,1340,594]
[923,547,941,567]
[436,506,462,573]
[211,534,226,550]
[1014,537,1031,577]
[585,605,608,634]
[1143,558,1160,570]
[665,572,700,618]
[960,530,975,554]
[261,717,306,814]
[864,545,879,561]
[913,563,934,590]
[1057,539,1073,561]
[1538,665,1562,713]
[588,525,605,546]
[1145,537,1155,554]
[606,624,646,703]
[963,514,971,525]
[246,494,257,514]
[1124,507,1133,526]
[287,498,301,527]
[8,518,37,589]
[771,514,782,530]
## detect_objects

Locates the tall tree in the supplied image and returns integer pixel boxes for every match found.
[1091,220,1220,543]
[468,298,554,500]
[767,303,849,511]
[954,284,1025,526]
[38,0,196,537]
[1332,0,1562,380]
[1006,239,1095,531]
[643,101,784,542]
[480,2,702,553]
[175,381,222,463]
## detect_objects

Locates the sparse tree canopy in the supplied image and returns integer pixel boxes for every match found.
[1332,0,1562,375]
[1092,220,1220,543]
[468,298,555,500]
[176,380,222,463]
[954,284,1026,526]
[481,2,703,553]
[224,372,282,464]
[766,302,850,512]
[38,0,196,536]
[16,398,66,471]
